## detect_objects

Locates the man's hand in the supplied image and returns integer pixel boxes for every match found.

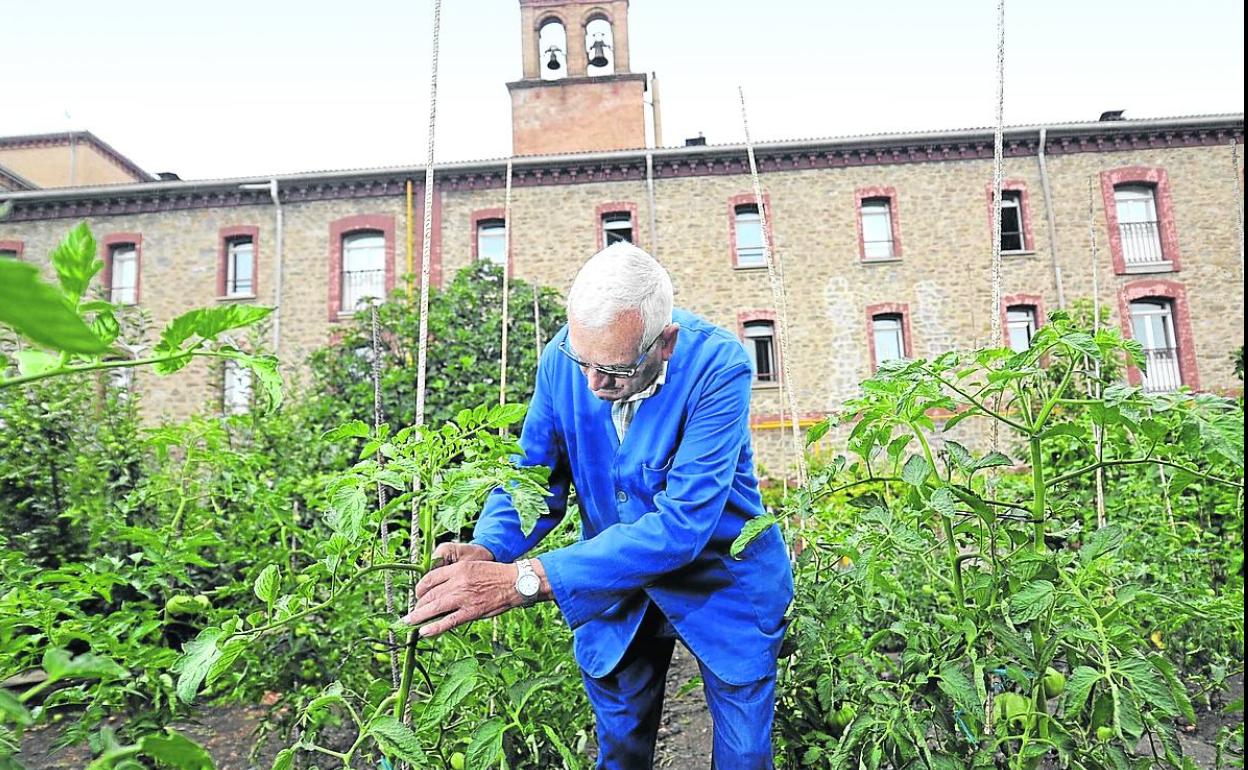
[431,542,495,568]
[401,557,552,638]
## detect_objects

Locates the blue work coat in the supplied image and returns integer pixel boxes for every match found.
[472,309,793,685]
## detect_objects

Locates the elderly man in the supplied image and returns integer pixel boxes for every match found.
[404,244,793,769]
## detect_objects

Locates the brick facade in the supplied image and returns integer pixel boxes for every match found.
[2,117,1244,475]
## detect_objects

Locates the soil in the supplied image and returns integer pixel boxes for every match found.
[16,669,1242,769]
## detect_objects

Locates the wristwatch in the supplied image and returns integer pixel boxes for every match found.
[514,559,541,606]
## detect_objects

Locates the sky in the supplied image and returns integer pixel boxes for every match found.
[2,0,1243,181]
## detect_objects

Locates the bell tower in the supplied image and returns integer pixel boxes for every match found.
[509,0,649,156]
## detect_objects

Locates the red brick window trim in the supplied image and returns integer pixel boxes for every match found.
[595,201,640,250]
[471,207,512,272]
[218,225,260,299]
[1001,293,1046,352]
[0,239,24,260]
[865,302,914,372]
[100,232,142,305]
[728,193,773,269]
[736,309,781,386]
[855,186,903,261]
[1100,166,1181,274]
[985,180,1036,254]
[1117,279,1199,391]
[328,214,396,321]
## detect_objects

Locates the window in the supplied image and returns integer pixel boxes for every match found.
[224,236,255,296]
[1006,305,1038,352]
[109,244,138,305]
[340,231,386,311]
[1129,299,1182,392]
[585,17,615,75]
[860,198,895,260]
[1000,190,1026,252]
[223,360,253,415]
[743,320,777,383]
[107,367,134,401]
[872,314,906,367]
[476,219,507,267]
[538,17,567,80]
[734,204,766,267]
[0,249,17,260]
[601,212,633,246]
[1114,185,1164,266]
[0,240,21,260]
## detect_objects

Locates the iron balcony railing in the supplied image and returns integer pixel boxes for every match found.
[341,269,385,311]
[1141,347,1182,393]
[1119,221,1165,266]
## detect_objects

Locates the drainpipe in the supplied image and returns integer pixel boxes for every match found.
[645,152,659,257]
[242,179,284,352]
[268,179,284,353]
[1036,128,1066,309]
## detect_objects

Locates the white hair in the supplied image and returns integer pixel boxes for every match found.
[566,243,674,351]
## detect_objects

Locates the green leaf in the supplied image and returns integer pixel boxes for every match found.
[1114,686,1145,739]
[418,658,479,731]
[48,221,101,303]
[175,627,224,703]
[929,487,957,518]
[507,674,564,712]
[938,663,982,718]
[271,748,295,770]
[945,441,973,472]
[15,350,60,377]
[901,454,931,487]
[155,305,273,364]
[486,402,527,428]
[206,639,249,686]
[226,353,283,412]
[1080,524,1125,565]
[972,451,1012,471]
[138,730,215,770]
[541,724,581,770]
[41,648,128,683]
[367,716,424,764]
[1117,656,1179,717]
[730,514,778,558]
[465,717,506,770]
[1063,666,1100,716]
[0,261,108,354]
[1009,580,1055,623]
[324,420,371,441]
[253,565,280,604]
[806,418,832,446]
[0,689,33,726]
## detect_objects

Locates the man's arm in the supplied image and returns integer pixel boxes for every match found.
[539,359,752,630]
[470,348,572,563]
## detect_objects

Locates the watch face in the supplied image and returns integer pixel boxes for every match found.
[516,573,541,597]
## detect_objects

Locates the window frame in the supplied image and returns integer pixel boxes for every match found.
[100,232,142,305]
[222,359,253,415]
[1117,279,1198,391]
[595,201,640,250]
[728,193,773,269]
[985,180,1035,255]
[470,207,511,272]
[737,310,780,387]
[865,302,914,372]
[218,225,259,299]
[1000,293,1046,353]
[328,214,395,320]
[855,187,903,262]
[0,240,23,260]
[1100,166,1182,274]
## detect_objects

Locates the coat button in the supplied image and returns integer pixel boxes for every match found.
[616,490,628,503]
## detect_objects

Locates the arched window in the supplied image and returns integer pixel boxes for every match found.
[340,231,386,311]
[1129,298,1181,392]
[584,16,615,75]
[538,18,567,81]
[743,320,777,383]
[476,218,507,266]
[872,314,906,367]
[1113,184,1163,267]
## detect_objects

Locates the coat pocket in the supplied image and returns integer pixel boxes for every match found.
[639,455,675,493]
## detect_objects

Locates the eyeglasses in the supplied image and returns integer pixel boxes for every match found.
[558,330,665,379]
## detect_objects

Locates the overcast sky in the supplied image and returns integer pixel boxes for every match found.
[3,0,1243,180]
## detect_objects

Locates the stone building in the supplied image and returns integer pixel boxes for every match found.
[1,0,1244,472]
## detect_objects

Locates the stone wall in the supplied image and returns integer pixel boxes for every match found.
[2,139,1243,475]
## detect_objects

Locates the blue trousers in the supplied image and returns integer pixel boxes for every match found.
[581,603,777,770]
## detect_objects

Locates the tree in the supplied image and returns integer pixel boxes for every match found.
[307,261,566,429]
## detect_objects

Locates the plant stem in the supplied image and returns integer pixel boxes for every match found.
[928,370,1033,434]
[1047,458,1244,490]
